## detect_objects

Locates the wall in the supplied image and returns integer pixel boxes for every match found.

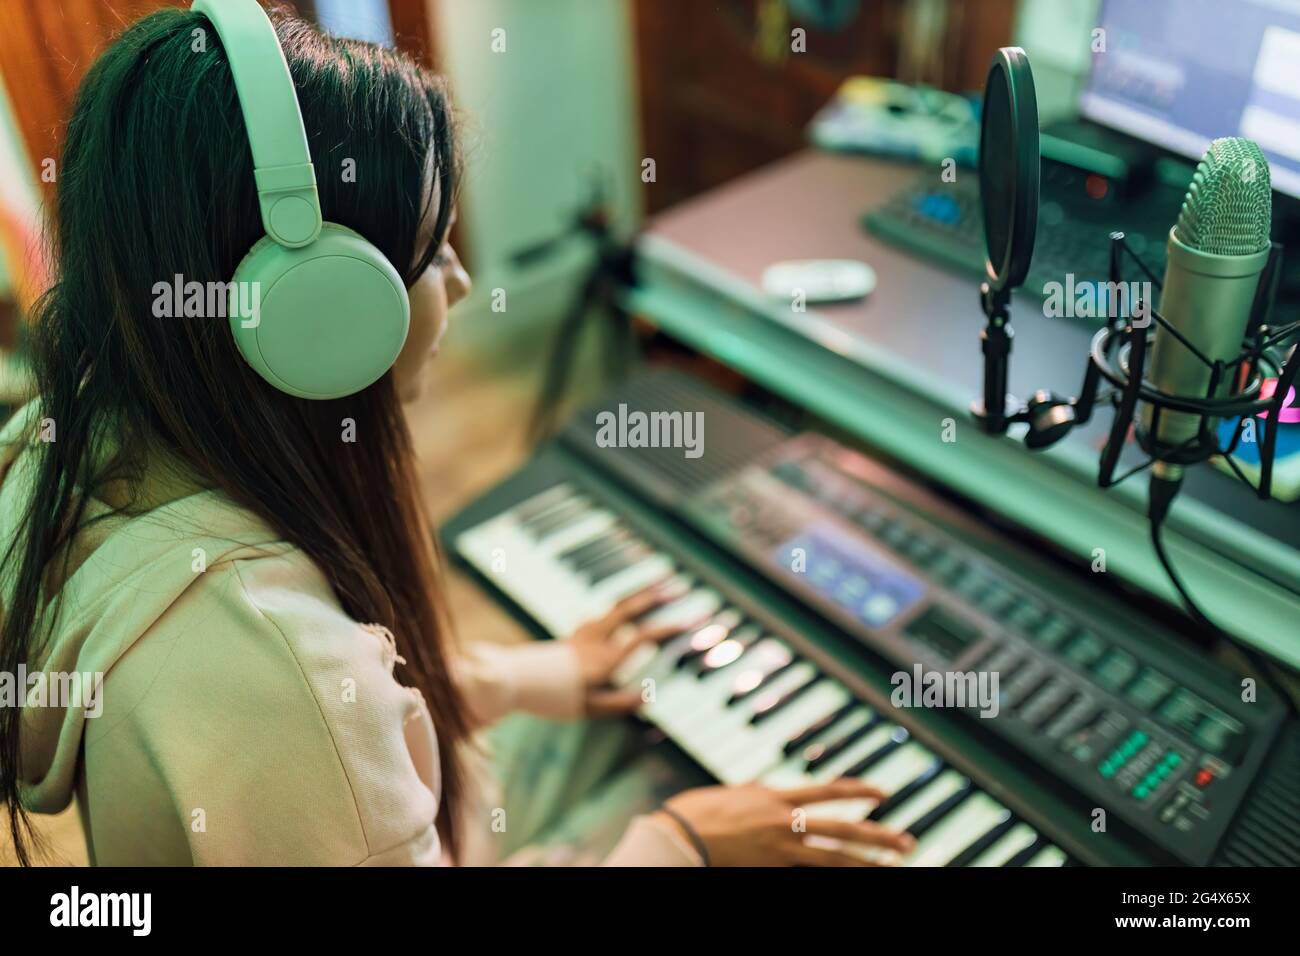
[1015,0,1099,123]
[427,0,643,352]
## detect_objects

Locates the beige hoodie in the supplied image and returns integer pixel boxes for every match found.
[0,403,697,866]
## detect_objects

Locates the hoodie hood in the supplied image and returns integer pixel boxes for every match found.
[0,401,287,812]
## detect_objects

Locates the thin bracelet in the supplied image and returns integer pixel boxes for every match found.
[659,806,710,867]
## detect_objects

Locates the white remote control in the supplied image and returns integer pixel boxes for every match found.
[761,259,876,304]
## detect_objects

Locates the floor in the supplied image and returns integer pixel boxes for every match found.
[2,312,608,866]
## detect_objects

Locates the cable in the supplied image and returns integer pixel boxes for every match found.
[1148,477,1299,717]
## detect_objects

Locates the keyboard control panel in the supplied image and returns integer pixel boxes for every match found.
[682,434,1280,864]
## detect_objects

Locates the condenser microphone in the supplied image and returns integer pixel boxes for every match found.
[1142,138,1273,492]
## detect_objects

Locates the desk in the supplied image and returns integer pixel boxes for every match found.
[629,151,1300,666]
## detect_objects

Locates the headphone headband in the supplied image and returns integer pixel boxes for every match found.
[192,0,322,248]
[190,0,410,400]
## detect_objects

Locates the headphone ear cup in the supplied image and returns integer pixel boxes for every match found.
[229,223,409,399]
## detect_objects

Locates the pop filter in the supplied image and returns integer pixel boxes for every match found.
[979,47,1039,292]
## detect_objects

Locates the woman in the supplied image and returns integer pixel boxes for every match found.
[0,7,916,867]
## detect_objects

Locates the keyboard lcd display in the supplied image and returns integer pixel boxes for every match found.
[774,526,924,629]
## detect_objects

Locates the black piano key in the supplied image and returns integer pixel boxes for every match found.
[575,537,635,575]
[511,484,574,523]
[585,543,655,585]
[1004,836,1047,867]
[842,726,910,777]
[726,657,798,706]
[559,525,633,567]
[904,783,974,839]
[946,816,1018,867]
[864,758,943,820]
[528,498,591,539]
[581,530,649,570]
[750,674,822,724]
[518,493,584,533]
[804,712,885,772]
[783,702,858,756]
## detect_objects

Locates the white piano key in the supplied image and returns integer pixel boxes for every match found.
[675,609,745,658]
[639,587,725,632]
[761,759,816,789]
[711,680,853,783]
[633,641,741,713]
[905,792,1012,867]
[804,715,893,782]
[676,660,815,747]
[786,724,899,823]
[783,706,873,771]
[509,483,574,519]
[695,630,755,669]
[649,658,798,757]
[858,741,939,795]
[611,587,724,687]
[633,625,755,715]
[538,509,619,556]
[1024,846,1068,867]
[613,643,665,689]
[965,822,1040,867]
[790,723,904,823]
[454,516,521,574]
[759,709,879,787]
[807,834,910,865]
[658,639,795,733]
[616,627,698,691]
[456,517,594,635]
[877,770,969,833]
[585,555,679,617]
[523,499,594,542]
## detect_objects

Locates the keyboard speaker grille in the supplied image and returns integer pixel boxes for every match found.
[1212,720,1300,866]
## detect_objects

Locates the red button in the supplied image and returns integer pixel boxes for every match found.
[1195,769,1214,788]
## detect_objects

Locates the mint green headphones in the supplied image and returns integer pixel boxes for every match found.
[193,0,409,399]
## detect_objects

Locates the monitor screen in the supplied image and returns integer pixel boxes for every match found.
[1081,0,1300,199]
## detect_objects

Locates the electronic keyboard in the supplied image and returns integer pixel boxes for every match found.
[442,371,1300,866]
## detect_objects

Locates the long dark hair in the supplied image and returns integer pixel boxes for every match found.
[0,8,469,864]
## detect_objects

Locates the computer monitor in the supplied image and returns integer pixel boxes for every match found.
[1080,0,1300,199]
